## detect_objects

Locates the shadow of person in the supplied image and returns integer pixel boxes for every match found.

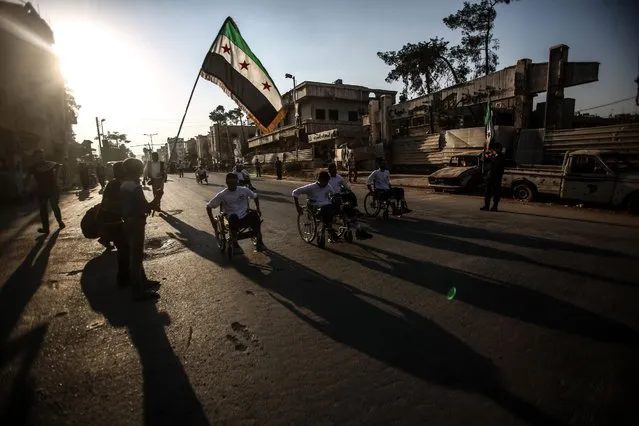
[331,244,639,348]
[368,216,637,259]
[159,213,224,265]
[232,251,564,425]
[0,232,58,425]
[81,254,210,426]
[76,190,92,201]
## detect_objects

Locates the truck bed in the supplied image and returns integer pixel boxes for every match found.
[502,165,563,196]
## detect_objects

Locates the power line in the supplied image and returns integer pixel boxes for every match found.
[576,96,636,113]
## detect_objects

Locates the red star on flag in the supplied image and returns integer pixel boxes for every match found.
[221,44,231,54]
[262,82,271,91]
[240,60,249,70]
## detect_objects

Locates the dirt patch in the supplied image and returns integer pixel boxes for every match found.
[144,236,187,259]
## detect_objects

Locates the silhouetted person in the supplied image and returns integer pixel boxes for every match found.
[275,157,282,180]
[26,149,65,234]
[78,162,90,190]
[96,161,106,192]
[255,158,262,177]
[121,158,158,301]
[481,142,505,212]
[143,152,167,212]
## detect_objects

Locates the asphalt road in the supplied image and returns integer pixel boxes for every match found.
[1,173,639,426]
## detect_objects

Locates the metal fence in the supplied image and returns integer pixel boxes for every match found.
[544,123,639,155]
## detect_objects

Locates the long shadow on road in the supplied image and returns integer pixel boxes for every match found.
[366,216,639,287]
[330,244,639,348]
[0,232,59,425]
[81,253,210,426]
[229,250,566,425]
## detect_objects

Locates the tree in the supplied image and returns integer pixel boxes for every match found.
[377,37,469,98]
[209,105,233,160]
[443,0,519,78]
[65,87,80,121]
[228,107,248,155]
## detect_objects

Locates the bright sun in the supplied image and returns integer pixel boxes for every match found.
[53,20,156,115]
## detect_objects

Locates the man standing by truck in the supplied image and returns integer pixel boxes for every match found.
[481,142,505,212]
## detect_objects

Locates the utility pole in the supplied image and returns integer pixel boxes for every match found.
[144,133,158,152]
[95,117,103,158]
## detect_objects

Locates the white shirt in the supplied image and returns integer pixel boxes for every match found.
[206,186,257,219]
[292,183,335,207]
[367,169,391,190]
[234,170,249,182]
[146,162,162,179]
[328,174,347,192]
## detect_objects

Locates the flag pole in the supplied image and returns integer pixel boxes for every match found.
[170,70,202,162]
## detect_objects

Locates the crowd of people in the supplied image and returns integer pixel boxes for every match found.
[23,144,506,303]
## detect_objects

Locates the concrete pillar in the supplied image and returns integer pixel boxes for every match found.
[544,44,569,131]
[514,58,534,130]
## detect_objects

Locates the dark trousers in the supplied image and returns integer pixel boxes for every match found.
[348,167,357,183]
[123,219,147,294]
[276,169,282,180]
[37,192,62,230]
[484,179,502,208]
[256,167,262,177]
[314,204,336,226]
[179,169,184,177]
[228,211,262,237]
[150,178,164,209]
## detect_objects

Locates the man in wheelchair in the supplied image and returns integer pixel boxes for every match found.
[292,171,341,242]
[327,163,362,217]
[233,163,255,190]
[206,173,264,252]
[366,158,412,215]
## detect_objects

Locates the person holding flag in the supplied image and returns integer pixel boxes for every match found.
[480,96,504,211]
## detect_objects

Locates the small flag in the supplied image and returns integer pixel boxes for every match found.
[200,17,286,133]
[484,96,495,149]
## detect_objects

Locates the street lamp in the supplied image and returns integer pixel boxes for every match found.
[285,73,299,160]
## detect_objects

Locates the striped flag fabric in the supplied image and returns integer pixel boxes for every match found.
[484,95,495,148]
[200,17,286,133]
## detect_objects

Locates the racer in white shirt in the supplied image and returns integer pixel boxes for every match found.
[292,171,340,241]
[366,158,411,214]
[233,163,255,190]
[327,163,372,240]
[206,173,264,252]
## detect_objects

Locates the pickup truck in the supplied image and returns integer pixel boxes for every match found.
[502,149,639,214]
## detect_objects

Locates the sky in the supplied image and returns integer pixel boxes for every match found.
[34,0,639,156]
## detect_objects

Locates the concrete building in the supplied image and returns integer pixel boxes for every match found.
[247,80,396,166]
[195,133,212,163]
[157,145,168,162]
[0,1,74,199]
[167,137,186,163]
[364,44,600,170]
[211,124,257,164]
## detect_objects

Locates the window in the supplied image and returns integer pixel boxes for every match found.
[570,155,606,174]
[328,109,339,121]
[348,111,359,121]
[315,109,326,120]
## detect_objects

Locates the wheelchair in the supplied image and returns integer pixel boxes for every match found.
[296,193,355,248]
[210,210,262,259]
[363,188,402,220]
[196,169,208,184]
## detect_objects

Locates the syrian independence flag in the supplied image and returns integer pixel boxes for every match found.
[200,17,285,133]
[484,96,495,149]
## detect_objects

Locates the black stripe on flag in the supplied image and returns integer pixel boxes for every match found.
[201,54,280,128]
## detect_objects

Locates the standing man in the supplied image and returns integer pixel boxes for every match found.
[347,149,357,183]
[255,158,262,177]
[480,142,505,212]
[120,158,159,301]
[96,161,106,193]
[275,156,283,180]
[26,149,65,234]
[178,160,184,178]
[143,152,167,211]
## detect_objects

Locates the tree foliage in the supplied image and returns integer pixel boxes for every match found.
[65,87,80,118]
[443,0,518,78]
[377,37,469,98]
[209,105,228,124]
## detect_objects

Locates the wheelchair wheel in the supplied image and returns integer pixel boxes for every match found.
[297,209,317,243]
[364,192,380,217]
[215,221,226,252]
[344,229,353,243]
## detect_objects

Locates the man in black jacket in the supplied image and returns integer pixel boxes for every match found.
[27,149,65,234]
[481,143,505,212]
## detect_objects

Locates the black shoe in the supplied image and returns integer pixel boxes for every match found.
[490,206,499,212]
[58,222,66,229]
[480,206,489,211]
[255,241,266,252]
[37,227,50,234]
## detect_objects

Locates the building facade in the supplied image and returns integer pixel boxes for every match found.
[0,1,74,199]
[210,123,257,164]
[167,137,186,163]
[247,80,396,165]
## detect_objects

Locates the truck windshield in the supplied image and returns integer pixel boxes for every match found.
[449,156,479,167]
[599,154,638,172]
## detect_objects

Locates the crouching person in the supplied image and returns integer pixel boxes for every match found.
[120,158,159,301]
[206,173,264,254]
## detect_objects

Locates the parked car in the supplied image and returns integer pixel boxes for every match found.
[502,149,639,214]
[427,150,484,192]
